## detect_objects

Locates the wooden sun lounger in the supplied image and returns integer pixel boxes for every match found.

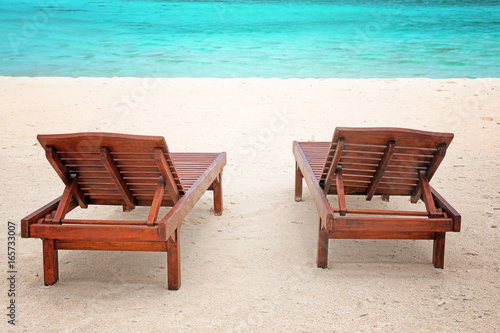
[293,127,461,269]
[21,133,226,289]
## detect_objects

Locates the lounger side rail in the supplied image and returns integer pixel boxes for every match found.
[293,141,334,229]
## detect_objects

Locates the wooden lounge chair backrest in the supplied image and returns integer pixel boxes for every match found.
[37,133,185,209]
[319,127,453,200]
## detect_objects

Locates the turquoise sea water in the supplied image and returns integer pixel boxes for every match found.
[0,0,499,78]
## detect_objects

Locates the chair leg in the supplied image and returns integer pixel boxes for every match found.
[42,239,59,285]
[295,163,303,202]
[317,218,329,269]
[433,232,446,269]
[213,172,223,216]
[167,228,181,290]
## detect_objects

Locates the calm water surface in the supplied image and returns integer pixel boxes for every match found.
[0,0,499,77]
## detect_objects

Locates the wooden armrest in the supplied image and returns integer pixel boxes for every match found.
[293,142,334,230]
[431,186,461,232]
[158,152,227,239]
[21,197,76,237]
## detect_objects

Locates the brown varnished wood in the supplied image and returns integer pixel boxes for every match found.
[335,167,347,216]
[36,141,221,207]
[295,162,303,202]
[167,228,181,290]
[155,147,180,203]
[332,217,453,233]
[431,186,461,231]
[294,127,459,269]
[23,132,226,289]
[330,231,437,239]
[322,137,344,192]
[100,146,136,210]
[332,127,453,147]
[298,141,442,196]
[42,239,58,286]
[49,219,150,225]
[55,240,168,252]
[425,144,448,181]
[365,141,395,200]
[418,170,438,217]
[159,152,227,239]
[38,133,186,205]
[45,146,87,208]
[433,232,446,268]
[53,174,79,223]
[30,224,164,242]
[293,142,334,230]
[411,144,447,203]
[213,172,223,216]
[332,208,443,217]
[147,177,166,225]
[89,198,177,207]
[21,197,63,237]
[317,218,329,268]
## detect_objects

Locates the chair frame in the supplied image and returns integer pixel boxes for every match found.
[22,133,226,289]
[293,127,461,269]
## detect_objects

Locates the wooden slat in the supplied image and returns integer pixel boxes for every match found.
[30,224,163,242]
[322,138,345,191]
[45,146,87,208]
[426,144,447,180]
[56,219,146,225]
[88,198,176,207]
[147,177,166,225]
[335,167,347,216]
[411,144,447,203]
[107,166,158,173]
[329,187,413,196]
[330,231,436,240]
[74,171,111,178]
[332,127,453,147]
[419,170,438,217]
[365,141,395,200]
[55,240,167,252]
[155,148,180,203]
[389,159,429,168]
[332,208,443,217]
[45,146,71,184]
[333,217,453,233]
[53,175,79,223]
[100,146,136,210]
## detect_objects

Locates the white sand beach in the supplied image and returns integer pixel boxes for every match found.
[1,77,499,332]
